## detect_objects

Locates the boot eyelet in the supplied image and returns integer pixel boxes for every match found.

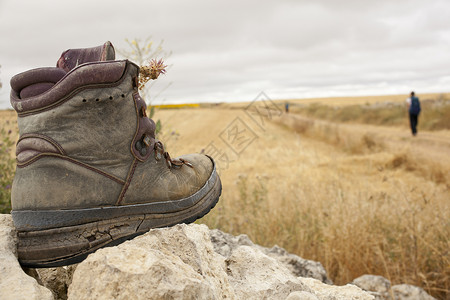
[142,134,151,147]
[172,160,183,168]
[155,151,162,161]
[96,98,100,102]
[121,94,125,98]
[166,159,172,169]
[139,107,147,117]
[140,147,147,156]
[109,96,113,100]
[135,140,143,151]
[82,99,87,103]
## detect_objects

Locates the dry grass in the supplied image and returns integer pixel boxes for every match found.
[266,114,449,299]
[0,110,17,213]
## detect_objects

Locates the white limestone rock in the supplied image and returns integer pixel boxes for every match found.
[302,277,374,300]
[352,275,391,294]
[0,214,53,300]
[210,228,332,283]
[35,265,77,300]
[391,284,436,300]
[224,245,308,299]
[352,274,391,299]
[352,274,436,300]
[286,291,320,300]
[67,224,233,300]
[68,223,373,300]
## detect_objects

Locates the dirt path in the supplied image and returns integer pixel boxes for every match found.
[276,113,450,171]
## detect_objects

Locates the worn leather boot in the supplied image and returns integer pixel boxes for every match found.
[10,42,221,267]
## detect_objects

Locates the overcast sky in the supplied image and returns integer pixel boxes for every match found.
[1,0,449,109]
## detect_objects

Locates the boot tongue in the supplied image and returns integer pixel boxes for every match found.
[56,41,115,72]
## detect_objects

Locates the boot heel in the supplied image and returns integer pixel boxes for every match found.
[17,215,145,267]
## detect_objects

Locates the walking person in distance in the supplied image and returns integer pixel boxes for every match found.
[406,91,421,136]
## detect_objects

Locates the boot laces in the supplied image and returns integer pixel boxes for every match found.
[153,141,193,169]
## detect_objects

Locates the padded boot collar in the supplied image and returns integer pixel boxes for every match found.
[11,60,136,115]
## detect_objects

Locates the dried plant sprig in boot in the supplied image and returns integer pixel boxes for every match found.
[139,58,167,90]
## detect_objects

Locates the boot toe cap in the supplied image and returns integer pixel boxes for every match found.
[178,153,214,176]
[121,153,217,204]
[172,153,215,195]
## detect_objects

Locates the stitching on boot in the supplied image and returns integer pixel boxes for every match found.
[130,92,154,162]
[17,153,126,185]
[130,92,143,161]
[16,133,66,164]
[116,158,138,205]
[17,133,67,155]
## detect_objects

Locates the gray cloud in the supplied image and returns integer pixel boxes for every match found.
[1,0,449,108]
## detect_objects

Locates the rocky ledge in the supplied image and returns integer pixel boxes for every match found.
[0,214,435,300]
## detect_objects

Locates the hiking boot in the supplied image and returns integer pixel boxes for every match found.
[10,42,221,267]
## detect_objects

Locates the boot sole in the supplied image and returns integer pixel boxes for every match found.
[12,168,221,268]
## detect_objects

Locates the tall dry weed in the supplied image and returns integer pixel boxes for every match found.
[201,169,449,299]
